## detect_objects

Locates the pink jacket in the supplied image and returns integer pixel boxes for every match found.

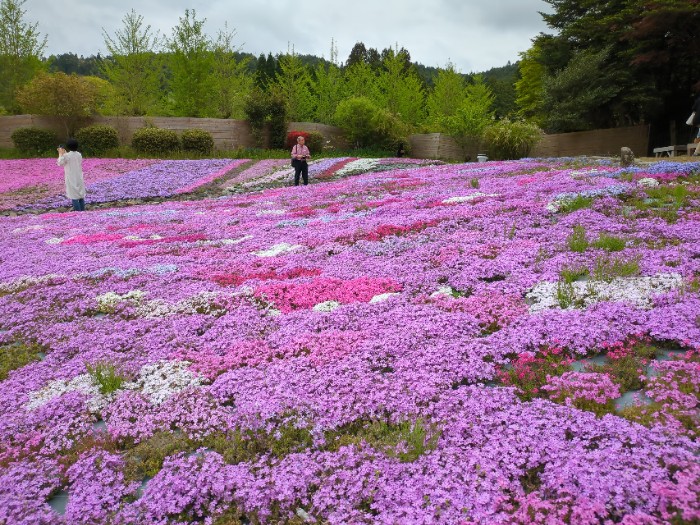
[291,144,310,160]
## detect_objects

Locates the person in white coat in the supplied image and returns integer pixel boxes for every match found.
[57,138,86,211]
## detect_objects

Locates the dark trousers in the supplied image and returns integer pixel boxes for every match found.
[294,161,308,186]
[71,198,86,211]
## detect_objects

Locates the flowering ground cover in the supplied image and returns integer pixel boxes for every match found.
[0,158,248,212]
[0,158,700,523]
[224,157,443,191]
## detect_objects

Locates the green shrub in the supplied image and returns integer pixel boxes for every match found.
[567,225,589,252]
[131,127,180,156]
[593,254,641,282]
[306,131,324,153]
[558,195,594,214]
[482,119,544,160]
[11,127,58,155]
[556,280,578,309]
[181,129,214,155]
[75,125,119,156]
[334,96,405,149]
[560,266,589,284]
[85,362,126,395]
[592,233,626,252]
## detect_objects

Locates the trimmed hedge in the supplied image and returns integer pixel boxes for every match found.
[75,125,119,156]
[131,127,180,156]
[11,127,58,155]
[181,129,214,155]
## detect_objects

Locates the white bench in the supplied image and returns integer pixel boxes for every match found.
[653,145,688,157]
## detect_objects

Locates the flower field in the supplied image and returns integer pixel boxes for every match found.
[1,157,699,524]
[0,158,248,212]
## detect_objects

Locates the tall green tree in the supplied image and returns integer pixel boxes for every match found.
[311,64,344,124]
[167,9,215,117]
[343,61,380,102]
[426,62,466,129]
[211,24,252,119]
[515,45,547,126]
[0,0,46,113]
[542,47,624,132]
[535,0,700,130]
[102,9,162,116]
[442,75,495,156]
[271,52,314,122]
[377,48,425,127]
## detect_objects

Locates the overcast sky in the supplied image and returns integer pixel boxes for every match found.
[26,0,552,73]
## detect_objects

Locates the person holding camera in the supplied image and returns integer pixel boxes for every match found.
[291,135,311,186]
[57,138,86,211]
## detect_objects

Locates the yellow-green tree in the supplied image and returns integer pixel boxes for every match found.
[101,9,162,116]
[272,52,315,122]
[167,9,215,117]
[0,0,46,113]
[212,25,252,119]
[16,72,102,135]
[426,62,467,130]
[515,45,546,126]
[377,49,425,127]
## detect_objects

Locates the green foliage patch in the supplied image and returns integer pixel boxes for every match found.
[181,128,214,155]
[11,127,58,155]
[482,118,543,160]
[0,341,43,381]
[131,127,180,155]
[566,225,589,252]
[75,124,119,155]
[85,361,127,395]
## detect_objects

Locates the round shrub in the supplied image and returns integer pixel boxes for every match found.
[131,127,180,156]
[181,129,214,155]
[75,125,119,156]
[482,119,544,160]
[306,131,325,153]
[334,97,405,150]
[10,127,58,155]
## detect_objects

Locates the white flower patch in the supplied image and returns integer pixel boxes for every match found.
[253,243,302,258]
[0,274,62,294]
[195,235,253,247]
[136,291,225,318]
[12,225,44,234]
[370,292,401,304]
[26,374,112,413]
[123,234,163,241]
[256,210,287,217]
[637,178,659,188]
[527,273,683,313]
[96,290,147,312]
[312,300,341,312]
[45,237,63,244]
[430,286,455,298]
[123,360,204,405]
[335,158,379,176]
[442,193,499,204]
[218,235,253,245]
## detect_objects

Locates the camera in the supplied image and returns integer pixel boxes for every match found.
[58,144,65,149]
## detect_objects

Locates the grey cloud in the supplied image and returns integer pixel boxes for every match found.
[27,0,549,70]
